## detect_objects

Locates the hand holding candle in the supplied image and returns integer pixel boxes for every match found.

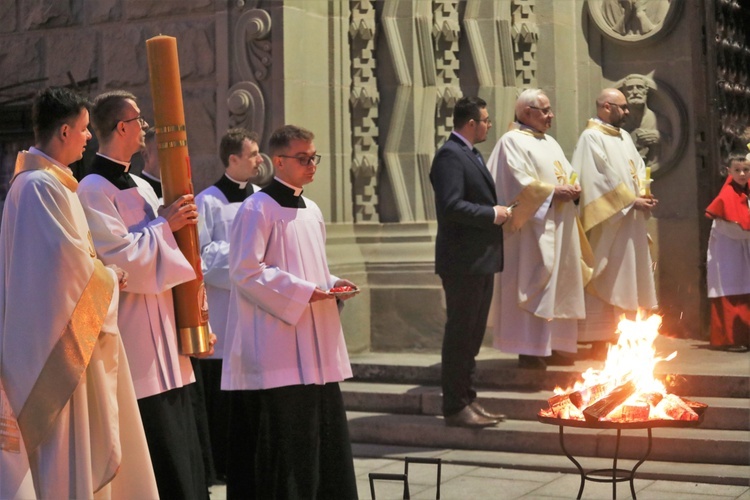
[644,166,652,197]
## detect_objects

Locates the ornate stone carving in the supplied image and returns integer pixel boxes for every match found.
[616,72,687,178]
[432,0,461,149]
[349,0,380,222]
[586,0,682,45]
[511,0,538,87]
[714,0,750,162]
[227,3,273,185]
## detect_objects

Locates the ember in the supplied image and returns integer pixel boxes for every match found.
[539,314,705,423]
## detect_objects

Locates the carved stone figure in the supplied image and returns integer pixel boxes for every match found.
[602,0,670,36]
[587,0,680,44]
[617,73,660,170]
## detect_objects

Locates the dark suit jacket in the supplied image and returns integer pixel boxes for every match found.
[430,133,504,275]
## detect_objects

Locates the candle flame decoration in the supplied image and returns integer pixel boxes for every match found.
[540,313,705,423]
[146,35,210,355]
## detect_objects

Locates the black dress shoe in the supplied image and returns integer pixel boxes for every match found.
[518,354,546,370]
[470,402,506,421]
[544,351,576,366]
[444,406,498,428]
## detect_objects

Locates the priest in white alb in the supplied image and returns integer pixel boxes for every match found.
[571,88,658,358]
[487,89,592,370]
[0,87,157,499]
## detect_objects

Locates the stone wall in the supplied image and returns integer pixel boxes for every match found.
[0,0,222,190]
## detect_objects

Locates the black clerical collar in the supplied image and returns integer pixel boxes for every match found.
[214,174,254,203]
[89,153,137,190]
[261,178,306,208]
[137,172,162,198]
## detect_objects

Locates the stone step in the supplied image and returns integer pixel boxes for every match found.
[341,381,750,431]
[351,360,750,399]
[346,411,750,467]
[351,442,750,487]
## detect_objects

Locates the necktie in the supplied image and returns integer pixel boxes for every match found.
[472,147,484,166]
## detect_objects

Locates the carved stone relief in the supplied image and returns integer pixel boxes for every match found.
[349,0,380,222]
[432,0,461,149]
[616,72,687,178]
[586,0,682,45]
[228,3,274,185]
[511,0,538,87]
[714,0,750,161]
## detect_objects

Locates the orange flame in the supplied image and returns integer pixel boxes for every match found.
[543,313,700,422]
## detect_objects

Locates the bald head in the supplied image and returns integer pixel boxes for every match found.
[596,88,629,127]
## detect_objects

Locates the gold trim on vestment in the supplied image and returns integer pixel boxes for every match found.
[576,217,594,287]
[580,182,636,233]
[17,260,114,455]
[585,119,621,137]
[506,180,554,233]
[509,123,545,139]
[13,151,78,192]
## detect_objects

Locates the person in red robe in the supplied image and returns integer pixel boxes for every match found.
[705,152,750,352]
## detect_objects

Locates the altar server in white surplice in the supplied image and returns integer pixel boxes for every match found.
[571,88,658,358]
[77,90,213,499]
[222,125,359,499]
[487,89,592,370]
[0,86,157,499]
[195,127,262,480]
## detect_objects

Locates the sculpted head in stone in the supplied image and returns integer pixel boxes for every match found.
[515,89,554,134]
[617,74,660,170]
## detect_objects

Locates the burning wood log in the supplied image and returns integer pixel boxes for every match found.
[583,380,637,422]
[641,392,664,407]
[547,393,578,419]
[569,382,612,409]
[659,394,699,421]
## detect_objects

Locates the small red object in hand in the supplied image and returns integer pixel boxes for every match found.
[329,285,355,293]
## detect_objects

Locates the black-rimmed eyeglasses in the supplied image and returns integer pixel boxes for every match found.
[114,115,147,130]
[278,154,322,166]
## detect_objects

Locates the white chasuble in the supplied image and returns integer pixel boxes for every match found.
[0,151,157,499]
[221,192,352,391]
[486,125,589,356]
[78,174,196,399]
[571,120,657,341]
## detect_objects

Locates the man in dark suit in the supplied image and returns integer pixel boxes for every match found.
[430,96,511,428]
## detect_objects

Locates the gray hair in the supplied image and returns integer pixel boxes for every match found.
[515,89,545,120]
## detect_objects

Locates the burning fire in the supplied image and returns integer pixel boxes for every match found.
[540,314,706,423]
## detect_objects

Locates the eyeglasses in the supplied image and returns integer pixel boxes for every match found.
[607,102,629,111]
[529,106,552,115]
[476,117,492,125]
[278,154,322,166]
[114,115,147,130]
